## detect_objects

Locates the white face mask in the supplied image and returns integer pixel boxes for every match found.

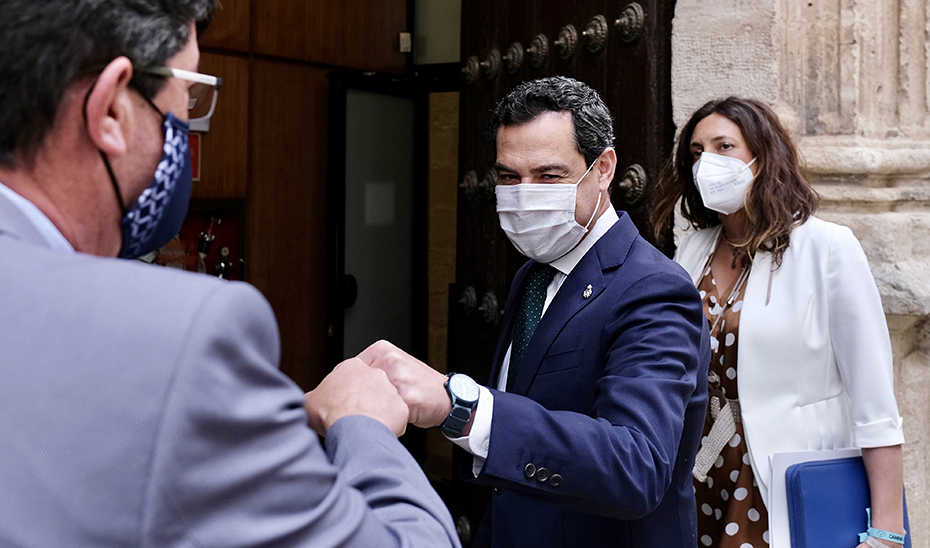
[495,161,601,263]
[692,152,757,215]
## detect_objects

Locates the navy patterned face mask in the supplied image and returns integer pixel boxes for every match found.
[115,110,192,259]
[83,75,194,259]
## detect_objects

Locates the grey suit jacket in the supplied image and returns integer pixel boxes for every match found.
[0,191,459,547]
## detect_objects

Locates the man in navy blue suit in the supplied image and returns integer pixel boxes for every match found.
[364,77,710,548]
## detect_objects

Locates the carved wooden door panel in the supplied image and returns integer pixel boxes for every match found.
[446,1,676,544]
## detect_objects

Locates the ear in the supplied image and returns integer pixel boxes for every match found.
[596,147,618,192]
[83,57,134,157]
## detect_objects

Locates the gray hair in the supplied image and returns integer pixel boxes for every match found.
[0,0,216,168]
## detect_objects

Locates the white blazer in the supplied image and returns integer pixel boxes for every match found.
[675,216,905,505]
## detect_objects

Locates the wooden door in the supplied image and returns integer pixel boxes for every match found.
[254,0,408,74]
[446,1,675,543]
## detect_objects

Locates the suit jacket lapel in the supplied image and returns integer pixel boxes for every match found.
[506,213,639,395]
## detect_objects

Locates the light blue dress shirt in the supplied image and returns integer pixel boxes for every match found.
[0,181,74,252]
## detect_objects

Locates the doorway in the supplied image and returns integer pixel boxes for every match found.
[325,72,428,371]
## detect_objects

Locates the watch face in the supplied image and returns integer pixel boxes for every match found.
[450,374,480,403]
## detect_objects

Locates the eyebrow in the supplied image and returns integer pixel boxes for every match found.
[494,162,573,175]
[690,135,734,148]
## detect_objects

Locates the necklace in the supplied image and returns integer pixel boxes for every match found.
[722,234,744,269]
[706,234,752,334]
[710,265,750,334]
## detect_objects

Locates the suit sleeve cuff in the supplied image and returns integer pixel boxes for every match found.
[854,416,905,448]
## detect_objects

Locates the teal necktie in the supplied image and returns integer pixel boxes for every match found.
[507,263,557,392]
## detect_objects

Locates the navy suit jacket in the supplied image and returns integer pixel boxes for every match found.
[465,212,710,548]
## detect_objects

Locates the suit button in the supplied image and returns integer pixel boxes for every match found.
[494,487,503,495]
[535,467,549,482]
[548,474,563,487]
[524,463,537,478]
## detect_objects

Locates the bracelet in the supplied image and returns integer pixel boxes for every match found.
[866,537,894,548]
[858,508,906,545]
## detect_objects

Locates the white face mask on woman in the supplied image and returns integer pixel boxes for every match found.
[495,161,600,263]
[692,151,757,215]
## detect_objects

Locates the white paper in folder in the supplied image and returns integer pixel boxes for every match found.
[767,448,862,548]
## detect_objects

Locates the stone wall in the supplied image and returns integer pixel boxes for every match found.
[672,0,930,545]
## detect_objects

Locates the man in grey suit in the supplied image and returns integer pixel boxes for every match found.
[0,1,458,547]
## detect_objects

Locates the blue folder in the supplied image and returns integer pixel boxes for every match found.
[786,456,910,548]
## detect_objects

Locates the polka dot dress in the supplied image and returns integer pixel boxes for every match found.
[694,264,769,548]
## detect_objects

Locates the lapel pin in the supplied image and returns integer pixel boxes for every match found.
[583,284,593,299]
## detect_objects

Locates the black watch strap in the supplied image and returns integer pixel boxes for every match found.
[440,373,479,438]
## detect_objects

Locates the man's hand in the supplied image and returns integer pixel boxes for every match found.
[358,340,452,429]
[304,357,409,437]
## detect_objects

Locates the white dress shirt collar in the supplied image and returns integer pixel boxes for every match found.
[549,206,618,275]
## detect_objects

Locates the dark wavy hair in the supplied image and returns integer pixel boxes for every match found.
[489,76,614,166]
[651,96,819,266]
[0,0,215,169]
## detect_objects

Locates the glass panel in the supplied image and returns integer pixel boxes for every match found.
[343,89,416,356]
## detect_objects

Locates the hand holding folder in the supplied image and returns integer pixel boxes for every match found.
[785,456,910,548]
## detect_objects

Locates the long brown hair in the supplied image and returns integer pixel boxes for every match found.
[651,97,819,266]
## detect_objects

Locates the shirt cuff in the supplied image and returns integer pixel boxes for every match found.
[447,385,493,476]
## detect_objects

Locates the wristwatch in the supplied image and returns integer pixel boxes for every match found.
[440,372,480,438]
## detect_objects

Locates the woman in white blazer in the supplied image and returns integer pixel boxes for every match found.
[651,97,905,548]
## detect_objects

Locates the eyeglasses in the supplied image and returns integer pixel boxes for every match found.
[133,65,222,124]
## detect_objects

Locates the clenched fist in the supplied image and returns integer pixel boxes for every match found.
[304,357,409,437]
[358,340,452,429]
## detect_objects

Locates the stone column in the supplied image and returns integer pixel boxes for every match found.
[672,0,930,544]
